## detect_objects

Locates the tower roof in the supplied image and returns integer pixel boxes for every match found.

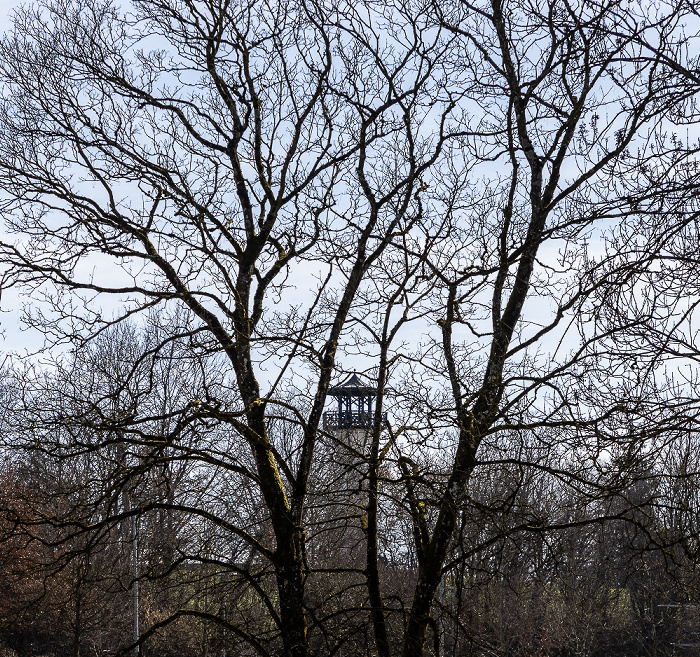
[328,372,377,397]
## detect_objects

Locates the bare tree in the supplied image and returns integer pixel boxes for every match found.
[0,0,457,654]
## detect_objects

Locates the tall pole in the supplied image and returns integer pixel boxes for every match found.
[222,600,227,657]
[132,512,139,656]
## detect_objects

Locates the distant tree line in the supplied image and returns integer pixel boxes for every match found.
[2,322,700,656]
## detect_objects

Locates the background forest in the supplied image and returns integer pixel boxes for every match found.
[2,0,700,655]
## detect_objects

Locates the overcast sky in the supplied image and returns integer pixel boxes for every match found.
[1,0,38,354]
[0,0,23,32]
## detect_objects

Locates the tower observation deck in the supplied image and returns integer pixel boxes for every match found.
[323,373,387,430]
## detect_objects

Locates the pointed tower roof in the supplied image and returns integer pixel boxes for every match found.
[328,372,377,397]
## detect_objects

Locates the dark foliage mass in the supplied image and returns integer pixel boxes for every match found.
[2,0,700,655]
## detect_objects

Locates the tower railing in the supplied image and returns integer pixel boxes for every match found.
[323,410,387,430]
